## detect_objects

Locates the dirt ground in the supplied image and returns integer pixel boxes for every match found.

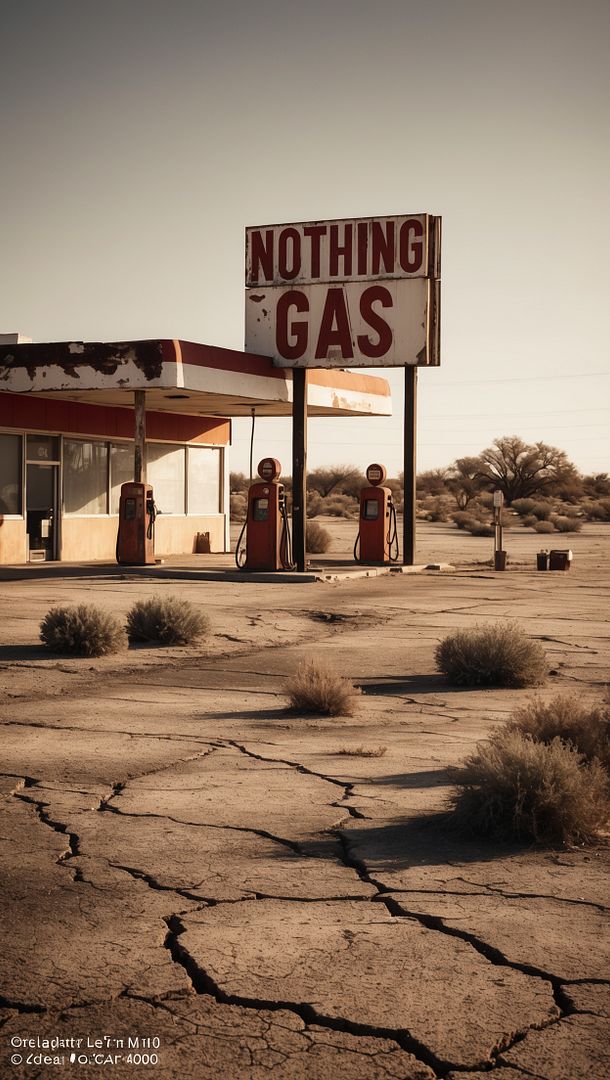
[1,519,609,1079]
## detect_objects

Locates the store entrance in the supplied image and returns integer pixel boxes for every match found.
[26,464,58,561]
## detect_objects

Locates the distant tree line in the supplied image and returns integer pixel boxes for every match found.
[230,436,610,524]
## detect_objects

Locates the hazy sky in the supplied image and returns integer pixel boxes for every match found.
[1,0,608,477]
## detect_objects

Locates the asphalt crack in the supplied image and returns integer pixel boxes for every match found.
[14,789,80,871]
[379,894,573,1064]
[162,914,443,1076]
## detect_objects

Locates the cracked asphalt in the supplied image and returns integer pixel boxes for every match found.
[1,521,609,1078]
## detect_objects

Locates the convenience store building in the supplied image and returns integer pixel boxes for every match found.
[0,335,390,564]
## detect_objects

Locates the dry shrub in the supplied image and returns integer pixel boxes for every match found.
[126,595,209,645]
[511,498,537,516]
[435,621,547,688]
[306,520,332,554]
[552,515,583,533]
[508,695,610,771]
[335,745,388,757]
[286,658,360,716]
[581,498,610,522]
[230,493,247,521]
[307,491,323,518]
[447,730,609,844]
[522,514,538,529]
[320,494,358,518]
[534,520,556,534]
[531,501,554,520]
[40,604,125,657]
[452,511,477,530]
[422,495,453,522]
[466,521,494,537]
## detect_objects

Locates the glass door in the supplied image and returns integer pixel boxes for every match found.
[26,436,60,561]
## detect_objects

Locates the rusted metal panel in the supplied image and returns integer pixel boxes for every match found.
[0,340,165,391]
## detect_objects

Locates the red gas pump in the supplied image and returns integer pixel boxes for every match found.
[354,463,399,565]
[116,482,157,565]
[235,458,294,571]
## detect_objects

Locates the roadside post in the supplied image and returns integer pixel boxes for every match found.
[493,489,506,570]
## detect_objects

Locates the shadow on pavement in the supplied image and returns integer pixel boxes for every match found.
[357,674,453,695]
[0,644,56,661]
[296,814,527,871]
[362,768,450,789]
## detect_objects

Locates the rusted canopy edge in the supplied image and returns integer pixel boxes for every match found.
[0,338,392,418]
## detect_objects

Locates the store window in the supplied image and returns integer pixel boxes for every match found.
[110,443,134,514]
[0,433,22,515]
[147,444,185,514]
[63,439,108,515]
[188,447,221,514]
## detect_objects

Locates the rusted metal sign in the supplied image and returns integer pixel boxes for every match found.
[245,214,441,368]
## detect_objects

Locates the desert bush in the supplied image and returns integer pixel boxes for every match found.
[306,520,332,554]
[447,729,610,844]
[452,511,478,530]
[307,491,323,518]
[508,695,610,771]
[335,745,388,757]
[521,514,538,529]
[40,604,125,657]
[320,494,358,518]
[230,493,247,521]
[530,501,554,520]
[583,473,610,498]
[534,520,556,534]
[422,495,453,522]
[229,471,249,494]
[286,658,360,716]
[435,621,547,688]
[552,515,583,533]
[465,521,495,537]
[581,498,610,522]
[511,498,537,516]
[126,595,209,646]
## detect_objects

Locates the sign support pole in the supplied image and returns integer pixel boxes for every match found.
[403,366,417,565]
[292,368,308,572]
[134,389,146,484]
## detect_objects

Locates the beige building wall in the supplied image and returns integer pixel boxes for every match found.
[60,515,226,562]
[154,514,225,556]
[0,519,27,563]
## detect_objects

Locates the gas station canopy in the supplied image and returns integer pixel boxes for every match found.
[0,338,391,417]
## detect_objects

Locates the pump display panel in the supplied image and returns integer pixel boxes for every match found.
[253,498,270,521]
[364,499,380,520]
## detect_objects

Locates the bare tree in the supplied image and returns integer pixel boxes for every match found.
[308,466,364,498]
[472,437,579,503]
[445,457,482,508]
[416,468,448,497]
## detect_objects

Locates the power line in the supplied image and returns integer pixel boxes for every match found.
[420,371,610,386]
[418,407,610,420]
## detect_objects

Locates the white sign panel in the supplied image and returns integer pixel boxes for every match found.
[246,278,439,368]
[245,213,440,368]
